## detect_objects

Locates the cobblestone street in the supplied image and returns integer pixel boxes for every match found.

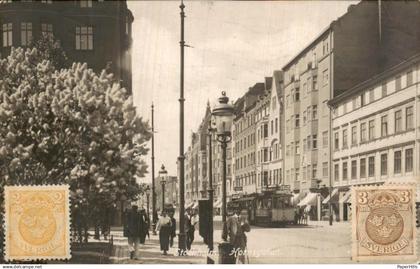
[99,220,420,264]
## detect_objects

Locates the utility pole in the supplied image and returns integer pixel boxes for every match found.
[178,0,187,255]
[151,103,157,234]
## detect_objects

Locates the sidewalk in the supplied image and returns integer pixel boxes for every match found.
[89,230,210,264]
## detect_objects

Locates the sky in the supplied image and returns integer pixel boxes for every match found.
[128,0,358,182]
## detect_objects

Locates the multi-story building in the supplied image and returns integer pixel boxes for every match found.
[0,0,133,91]
[328,53,420,221]
[265,71,284,190]
[232,83,264,197]
[282,0,420,220]
[254,79,272,192]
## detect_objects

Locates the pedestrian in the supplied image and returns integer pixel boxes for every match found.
[185,208,194,250]
[156,209,172,255]
[169,210,176,247]
[294,207,299,225]
[139,208,148,244]
[145,210,150,239]
[234,209,251,264]
[124,204,144,260]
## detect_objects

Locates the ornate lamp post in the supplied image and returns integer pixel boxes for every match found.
[212,91,235,264]
[159,165,168,212]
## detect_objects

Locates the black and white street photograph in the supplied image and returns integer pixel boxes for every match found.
[0,0,419,266]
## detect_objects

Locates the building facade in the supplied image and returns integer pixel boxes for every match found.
[265,72,284,190]
[0,0,133,91]
[329,54,420,221]
[282,0,420,220]
[232,83,264,197]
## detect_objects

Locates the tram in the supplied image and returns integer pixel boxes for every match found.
[228,189,295,226]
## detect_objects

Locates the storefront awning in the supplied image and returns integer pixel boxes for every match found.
[292,192,305,206]
[186,201,194,208]
[339,191,351,204]
[322,188,339,204]
[297,192,318,207]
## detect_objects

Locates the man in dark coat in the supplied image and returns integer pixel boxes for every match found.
[124,204,144,260]
[139,208,148,244]
[169,210,176,247]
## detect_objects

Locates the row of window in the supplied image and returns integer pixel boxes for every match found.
[335,69,415,117]
[334,105,414,150]
[334,148,414,181]
[286,105,318,132]
[234,142,281,171]
[255,169,282,188]
[285,163,323,182]
[285,77,318,108]
[286,132,326,157]
[1,22,93,50]
[233,101,271,137]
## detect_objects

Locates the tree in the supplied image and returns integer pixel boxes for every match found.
[30,33,70,70]
[0,47,151,242]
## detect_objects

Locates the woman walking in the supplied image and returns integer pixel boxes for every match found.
[155,209,172,255]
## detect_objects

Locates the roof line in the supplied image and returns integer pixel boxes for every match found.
[328,52,420,106]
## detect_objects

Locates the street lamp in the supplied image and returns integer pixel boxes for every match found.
[159,164,168,212]
[212,91,235,264]
[145,185,151,222]
[207,117,216,263]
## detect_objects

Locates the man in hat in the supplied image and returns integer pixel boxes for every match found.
[124,203,144,260]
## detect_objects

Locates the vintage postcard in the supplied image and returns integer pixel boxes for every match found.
[352,185,416,262]
[0,0,420,265]
[4,185,71,261]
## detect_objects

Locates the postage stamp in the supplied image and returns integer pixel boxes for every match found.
[4,185,71,261]
[351,184,416,262]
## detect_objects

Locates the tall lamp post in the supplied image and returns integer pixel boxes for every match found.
[178,0,187,255]
[151,103,157,234]
[207,119,215,263]
[212,91,235,264]
[145,186,151,222]
[159,165,168,211]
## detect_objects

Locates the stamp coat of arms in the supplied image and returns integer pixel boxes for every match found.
[352,184,416,261]
[4,185,71,261]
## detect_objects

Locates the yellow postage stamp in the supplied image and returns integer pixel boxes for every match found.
[4,185,71,261]
[352,184,416,262]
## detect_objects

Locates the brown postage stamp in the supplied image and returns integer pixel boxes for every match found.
[352,184,416,262]
[4,185,71,261]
